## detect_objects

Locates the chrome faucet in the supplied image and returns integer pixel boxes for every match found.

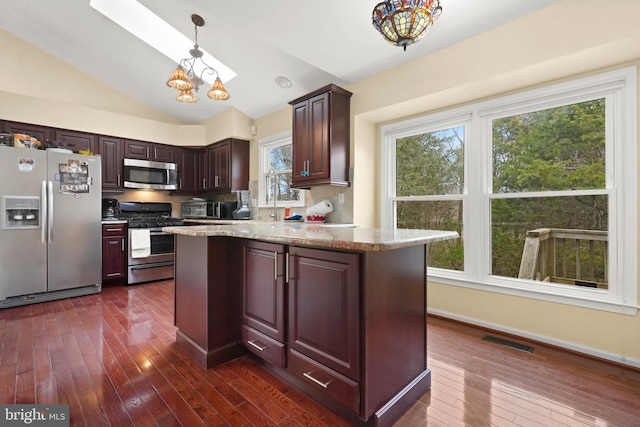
[268,167,277,221]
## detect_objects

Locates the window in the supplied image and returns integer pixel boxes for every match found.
[259,131,303,207]
[382,67,637,314]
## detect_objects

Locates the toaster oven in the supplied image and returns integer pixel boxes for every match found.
[181,201,237,219]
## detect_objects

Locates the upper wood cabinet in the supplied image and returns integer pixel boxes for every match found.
[54,130,97,153]
[123,139,151,160]
[2,121,52,145]
[123,140,177,162]
[205,138,249,194]
[175,148,198,194]
[289,84,352,188]
[99,136,123,193]
[152,144,177,163]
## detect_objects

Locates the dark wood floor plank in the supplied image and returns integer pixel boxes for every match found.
[1,282,640,427]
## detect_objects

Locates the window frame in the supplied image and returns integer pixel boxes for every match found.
[381,67,638,315]
[258,131,304,208]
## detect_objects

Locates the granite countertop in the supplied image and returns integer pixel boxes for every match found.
[101,219,128,225]
[163,222,459,252]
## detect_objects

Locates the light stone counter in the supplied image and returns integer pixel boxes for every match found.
[101,219,128,225]
[163,222,458,252]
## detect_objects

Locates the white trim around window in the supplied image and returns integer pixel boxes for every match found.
[258,131,304,208]
[381,67,638,315]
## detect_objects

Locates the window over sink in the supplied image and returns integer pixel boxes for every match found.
[259,131,304,208]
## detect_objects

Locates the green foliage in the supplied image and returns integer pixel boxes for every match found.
[395,98,608,282]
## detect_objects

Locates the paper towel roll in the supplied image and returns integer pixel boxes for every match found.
[306,199,334,215]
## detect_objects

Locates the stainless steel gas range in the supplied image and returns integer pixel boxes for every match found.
[118,202,184,285]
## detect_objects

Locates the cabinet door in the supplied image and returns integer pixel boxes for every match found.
[288,247,360,380]
[291,92,330,186]
[242,241,286,342]
[307,92,330,181]
[99,136,123,192]
[205,145,217,191]
[214,140,231,191]
[176,148,198,193]
[197,148,208,191]
[291,101,310,183]
[152,144,177,162]
[2,121,52,145]
[102,224,126,281]
[54,130,97,153]
[123,140,151,160]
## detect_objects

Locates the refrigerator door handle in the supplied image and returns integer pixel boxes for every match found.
[41,180,47,244]
[47,181,54,242]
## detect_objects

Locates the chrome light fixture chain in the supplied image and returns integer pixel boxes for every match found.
[166,14,230,103]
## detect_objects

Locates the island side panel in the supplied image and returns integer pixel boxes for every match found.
[175,235,208,347]
[174,235,244,368]
[361,244,429,422]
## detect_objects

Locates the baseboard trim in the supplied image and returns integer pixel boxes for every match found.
[428,309,640,370]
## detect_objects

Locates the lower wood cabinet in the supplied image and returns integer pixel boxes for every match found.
[241,241,286,366]
[241,242,360,411]
[102,223,127,283]
[175,235,430,426]
[288,246,360,380]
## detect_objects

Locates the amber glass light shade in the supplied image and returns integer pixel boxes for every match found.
[167,66,193,91]
[372,0,443,51]
[176,89,198,103]
[207,77,230,101]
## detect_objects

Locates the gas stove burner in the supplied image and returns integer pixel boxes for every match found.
[127,217,184,229]
[118,201,184,229]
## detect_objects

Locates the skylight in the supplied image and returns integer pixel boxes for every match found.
[89,0,236,84]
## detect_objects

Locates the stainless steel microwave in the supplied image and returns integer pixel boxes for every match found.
[123,158,178,190]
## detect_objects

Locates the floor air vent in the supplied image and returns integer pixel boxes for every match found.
[482,335,534,353]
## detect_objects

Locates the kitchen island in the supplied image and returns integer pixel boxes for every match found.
[163,223,457,427]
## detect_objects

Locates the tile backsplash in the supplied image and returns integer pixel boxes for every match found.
[247,180,354,224]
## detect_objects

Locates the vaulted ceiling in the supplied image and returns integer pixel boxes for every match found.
[0,0,558,124]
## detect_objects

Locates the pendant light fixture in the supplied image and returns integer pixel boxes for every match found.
[372,0,443,51]
[166,14,230,102]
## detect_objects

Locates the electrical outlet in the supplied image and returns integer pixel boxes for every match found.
[338,193,345,205]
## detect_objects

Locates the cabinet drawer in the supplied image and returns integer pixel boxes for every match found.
[288,349,359,414]
[242,325,286,368]
[102,224,126,236]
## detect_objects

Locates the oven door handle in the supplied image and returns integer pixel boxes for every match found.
[149,231,173,236]
[129,261,174,270]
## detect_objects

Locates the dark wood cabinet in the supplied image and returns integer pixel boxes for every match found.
[102,223,127,283]
[175,234,431,426]
[205,138,249,193]
[123,139,151,160]
[197,148,208,192]
[289,84,352,188]
[124,139,177,163]
[99,136,123,193]
[241,241,286,367]
[54,129,97,153]
[152,144,177,163]
[175,148,198,194]
[2,121,51,145]
[288,247,360,380]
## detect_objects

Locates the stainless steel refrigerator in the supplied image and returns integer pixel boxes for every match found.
[0,146,102,308]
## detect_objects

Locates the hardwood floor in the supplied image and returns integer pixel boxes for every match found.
[0,280,638,426]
